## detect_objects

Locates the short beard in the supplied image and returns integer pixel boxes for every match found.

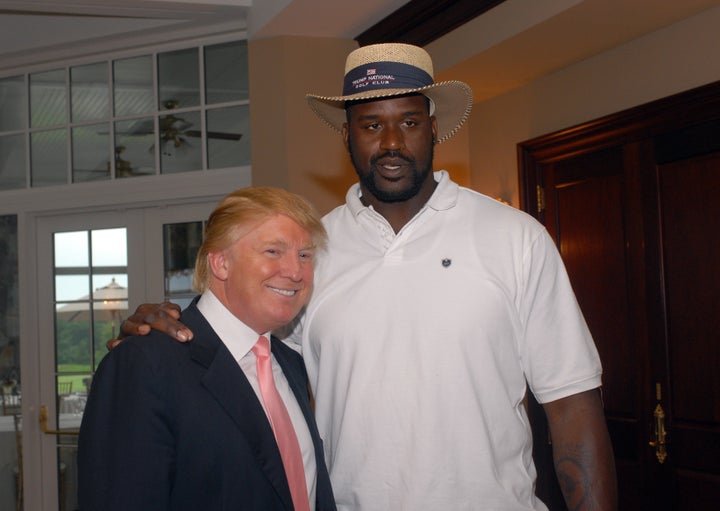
[348,144,434,203]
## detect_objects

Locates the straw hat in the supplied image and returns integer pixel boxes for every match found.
[306,43,473,143]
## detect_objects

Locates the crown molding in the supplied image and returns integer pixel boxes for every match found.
[356,0,507,47]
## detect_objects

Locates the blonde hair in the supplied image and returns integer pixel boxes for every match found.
[193,186,327,292]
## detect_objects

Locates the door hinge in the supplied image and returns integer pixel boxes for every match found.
[536,185,545,213]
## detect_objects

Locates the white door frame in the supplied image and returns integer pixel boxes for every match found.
[22,197,219,510]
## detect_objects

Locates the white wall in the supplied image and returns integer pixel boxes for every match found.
[468,6,720,206]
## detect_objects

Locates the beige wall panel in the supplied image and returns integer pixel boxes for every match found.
[249,36,358,215]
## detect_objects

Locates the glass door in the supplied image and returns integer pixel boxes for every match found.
[35,210,142,511]
[54,226,130,511]
[31,200,216,510]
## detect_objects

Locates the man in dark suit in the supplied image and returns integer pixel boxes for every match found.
[78,186,336,511]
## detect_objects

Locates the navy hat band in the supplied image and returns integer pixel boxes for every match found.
[342,61,434,96]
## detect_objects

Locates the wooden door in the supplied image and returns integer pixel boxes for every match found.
[651,150,720,509]
[518,82,720,510]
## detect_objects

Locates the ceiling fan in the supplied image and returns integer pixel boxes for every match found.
[120,99,243,154]
[97,99,244,175]
[74,144,150,179]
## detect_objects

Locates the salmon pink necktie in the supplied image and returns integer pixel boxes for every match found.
[252,336,310,511]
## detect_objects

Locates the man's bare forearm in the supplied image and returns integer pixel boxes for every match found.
[543,389,618,511]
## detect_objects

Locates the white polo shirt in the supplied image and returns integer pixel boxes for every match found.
[289,171,602,510]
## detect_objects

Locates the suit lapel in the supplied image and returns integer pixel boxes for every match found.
[183,304,295,510]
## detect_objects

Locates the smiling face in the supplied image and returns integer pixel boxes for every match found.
[208,214,316,334]
[344,94,437,206]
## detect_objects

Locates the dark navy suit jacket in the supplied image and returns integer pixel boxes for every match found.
[78,301,336,511]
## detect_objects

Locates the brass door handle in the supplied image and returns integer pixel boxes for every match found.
[39,405,79,436]
[648,383,667,463]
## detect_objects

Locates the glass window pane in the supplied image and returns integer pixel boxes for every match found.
[31,129,67,187]
[56,309,92,369]
[57,376,75,395]
[0,134,26,190]
[160,110,202,174]
[92,274,127,292]
[91,276,127,341]
[91,228,127,266]
[205,40,248,103]
[93,324,111,369]
[115,118,155,177]
[55,275,90,302]
[207,105,250,169]
[114,55,154,117]
[55,231,89,267]
[163,221,203,296]
[56,298,89,322]
[158,48,199,111]
[0,75,26,131]
[71,62,109,122]
[30,69,66,128]
[72,124,110,183]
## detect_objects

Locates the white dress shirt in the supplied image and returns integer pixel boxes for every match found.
[197,290,317,510]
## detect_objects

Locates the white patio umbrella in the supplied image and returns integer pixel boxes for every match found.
[56,278,128,335]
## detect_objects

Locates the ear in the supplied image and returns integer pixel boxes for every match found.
[430,116,438,145]
[342,122,350,151]
[207,250,229,281]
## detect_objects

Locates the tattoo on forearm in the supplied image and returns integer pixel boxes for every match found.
[555,449,596,511]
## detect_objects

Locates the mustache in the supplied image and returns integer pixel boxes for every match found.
[371,150,414,166]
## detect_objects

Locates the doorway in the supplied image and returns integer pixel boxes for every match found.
[26,200,216,511]
[519,81,720,510]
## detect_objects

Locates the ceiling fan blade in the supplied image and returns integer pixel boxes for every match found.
[206,131,242,141]
[115,123,154,136]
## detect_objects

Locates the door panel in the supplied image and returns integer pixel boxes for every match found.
[659,154,720,423]
[541,147,651,510]
[657,153,720,508]
[551,150,639,423]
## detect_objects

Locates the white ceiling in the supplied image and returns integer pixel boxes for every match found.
[1,0,719,102]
